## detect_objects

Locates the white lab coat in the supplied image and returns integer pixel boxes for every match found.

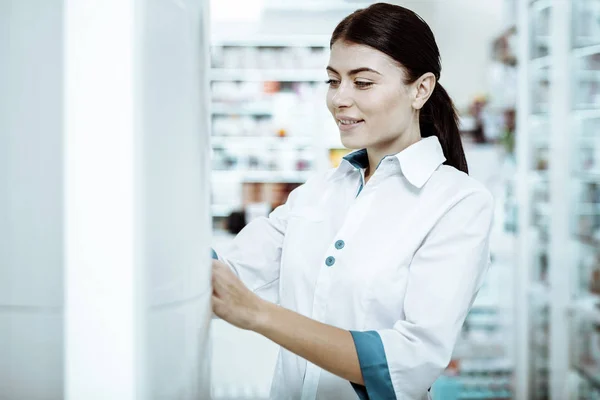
[214,136,494,400]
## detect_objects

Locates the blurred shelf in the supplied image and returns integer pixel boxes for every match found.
[575,234,600,247]
[575,104,600,112]
[212,169,312,183]
[530,170,549,181]
[459,392,511,399]
[211,135,314,147]
[211,35,330,48]
[574,171,600,182]
[212,204,238,218]
[576,203,600,214]
[577,70,600,80]
[263,0,372,12]
[530,0,551,12]
[459,358,514,373]
[211,105,273,116]
[531,55,551,70]
[573,43,600,58]
[570,296,600,324]
[574,364,600,390]
[529,281,550,302]
[534,202,550,215]
[573,109,600,119]
[210,69,326,82]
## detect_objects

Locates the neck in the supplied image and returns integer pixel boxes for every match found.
[365,122,421,180]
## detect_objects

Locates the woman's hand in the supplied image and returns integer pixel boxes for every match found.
[211,260,267,331]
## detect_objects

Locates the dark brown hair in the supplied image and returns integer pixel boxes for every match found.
[331,2,469,174]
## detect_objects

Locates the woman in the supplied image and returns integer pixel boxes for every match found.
[210,3,494,400]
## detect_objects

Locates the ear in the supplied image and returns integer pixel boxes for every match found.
[412,72,436,110]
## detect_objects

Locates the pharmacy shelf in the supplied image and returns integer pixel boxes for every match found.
[212,169,312,184]
[528,281,550,303]
[530,0,551,13]
[577,70,600,80]
[572,43,600,58]
[459,392,511,399]
[574,364,600,390]
[210,69,326,82]
[530,55,551,70]
[212,204,238,218]
[574,109,600,120]
[211,35,330,48]
[569,296,600,324]
[210,135,313,147]
[263,0,372,12]
[516,0,600,397]
[576,171,600,182]
[211,105,273,116]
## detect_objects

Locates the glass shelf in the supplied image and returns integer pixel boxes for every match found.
[572,0,600,50]
[571,309,600,394]
[530,299,550,400]
[530,2,552,59]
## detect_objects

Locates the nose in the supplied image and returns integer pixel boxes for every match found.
[331,83,353,109]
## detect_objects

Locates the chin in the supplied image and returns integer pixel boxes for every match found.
[340,135,368,150]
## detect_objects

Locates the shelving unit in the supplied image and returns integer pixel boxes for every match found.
[568,0,600,395]
[208,41,336,228]
[208,36,346,229]
[515,0,600,398]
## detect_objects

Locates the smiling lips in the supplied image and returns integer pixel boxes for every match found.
[337,116,364,131]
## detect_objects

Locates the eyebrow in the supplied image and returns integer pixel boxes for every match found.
[326,66,382,76]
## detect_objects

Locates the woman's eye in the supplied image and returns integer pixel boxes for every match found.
[355,81,373,88]
[325,79,340,87]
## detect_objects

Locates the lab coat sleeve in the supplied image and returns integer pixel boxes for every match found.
[350,188,494,399]
[211,184,305,305]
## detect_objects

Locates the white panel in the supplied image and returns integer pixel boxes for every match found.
[64,0,138,398]
[141,0,212,307]
[0,311,63,400]
[0,1,64,399]
[0,0,64,308]
[146,292,212,400]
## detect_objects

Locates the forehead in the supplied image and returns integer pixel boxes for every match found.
[328,41,402,74]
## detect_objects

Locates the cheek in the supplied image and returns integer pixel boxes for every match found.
[326,91,335,114]
[374,93,410,129]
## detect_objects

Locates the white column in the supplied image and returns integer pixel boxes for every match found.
[548,0,571,398]
[63,0,139,397]
[514,0,531,398]
[0,0,212,398]
[64,0,212,399]
[0,1,65,399]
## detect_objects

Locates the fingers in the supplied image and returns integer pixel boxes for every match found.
[211,293,224,317]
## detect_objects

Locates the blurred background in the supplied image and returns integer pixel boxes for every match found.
[207,0,600,399]
[1,0,599,399]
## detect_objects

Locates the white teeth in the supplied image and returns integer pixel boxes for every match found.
[339,119,361,125]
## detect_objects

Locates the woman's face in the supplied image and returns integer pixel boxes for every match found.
[326,41,417,151]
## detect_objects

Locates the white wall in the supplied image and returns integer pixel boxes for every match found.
[431,0,505,110]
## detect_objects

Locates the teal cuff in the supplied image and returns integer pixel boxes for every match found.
[349,330,395,400]
[211,248,218,260]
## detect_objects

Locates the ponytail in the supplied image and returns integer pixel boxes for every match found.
[419,83,469,174]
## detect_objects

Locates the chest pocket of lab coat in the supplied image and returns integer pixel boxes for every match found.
[281,207,332,295]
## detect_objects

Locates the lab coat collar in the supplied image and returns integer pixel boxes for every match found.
[331,136,446,189]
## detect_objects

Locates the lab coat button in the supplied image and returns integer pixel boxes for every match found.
[325,256,336,267]
[335,240,345,250]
